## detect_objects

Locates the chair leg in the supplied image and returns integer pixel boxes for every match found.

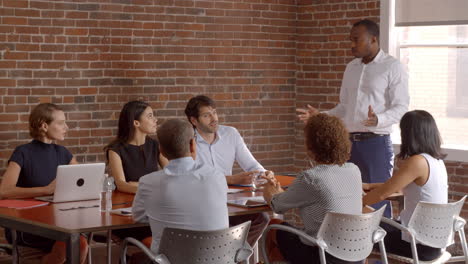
[106,230,112,264]
[378,240,388,264]
[87,232,94,264]
[260,229,271,264]
[11,229,18,264]
[410,236,419,264]
[253,241,259,264]
[244,240,259,264]
[120,239,129,264]
[318,247,327,264]
[458,228,468,264]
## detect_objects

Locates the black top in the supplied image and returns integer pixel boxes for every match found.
[8,140,73,187]
[107,137,160,182]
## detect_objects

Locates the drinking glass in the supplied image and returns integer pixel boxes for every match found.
[251,172,267,191]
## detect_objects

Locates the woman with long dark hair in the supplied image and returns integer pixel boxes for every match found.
[363,110,448,261]
[104,100,167,248]
[105,100,167,194]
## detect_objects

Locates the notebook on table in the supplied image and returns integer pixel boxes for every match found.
[227,196,268,208]
[35,163,105,203]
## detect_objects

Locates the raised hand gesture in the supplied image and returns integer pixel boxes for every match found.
[296,104,319,124]
[363,105,378,127]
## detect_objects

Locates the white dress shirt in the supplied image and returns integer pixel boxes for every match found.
[328,50,409,134]
[132,157,229,253]
[195,125,265,176]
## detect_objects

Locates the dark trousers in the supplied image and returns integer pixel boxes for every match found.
[350,135,393,218]
[229,212,269,246]
[379,222,442,261]
[113,226,152,241]
[5,229,55,252]
[276,223,364,264]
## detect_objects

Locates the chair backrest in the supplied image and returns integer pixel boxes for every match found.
[408,195,467,248]
[317,206,386,261]
[157,221,251,264]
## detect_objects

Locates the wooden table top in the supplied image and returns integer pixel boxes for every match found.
[0,175,296,234]
[0,174,403,235]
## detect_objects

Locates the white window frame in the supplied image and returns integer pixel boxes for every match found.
[380,0,468,162]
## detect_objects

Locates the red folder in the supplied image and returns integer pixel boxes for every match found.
[0,199,49,209]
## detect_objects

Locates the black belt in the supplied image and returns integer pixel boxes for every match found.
[350,132,387,142]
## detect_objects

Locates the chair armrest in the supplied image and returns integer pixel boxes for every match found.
[372,227,387,244]
[235,243,253,262]
[260,224,323,264]
[363,205,376,213]
[121,237,170,264]
[453,216,466,232]
[381,217,412,234]
[263,224,323,248]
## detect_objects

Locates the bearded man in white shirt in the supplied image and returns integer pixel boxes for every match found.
[297,19,409,217]
[185,95,271,246]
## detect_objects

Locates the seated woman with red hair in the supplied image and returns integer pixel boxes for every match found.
[262,113,364,264]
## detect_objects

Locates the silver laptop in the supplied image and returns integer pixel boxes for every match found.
[36,163,105,203]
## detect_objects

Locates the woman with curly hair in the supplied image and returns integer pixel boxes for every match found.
[262,113,363,264]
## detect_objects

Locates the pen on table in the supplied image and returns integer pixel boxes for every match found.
[59,205,99,211]
[112,202,131,206]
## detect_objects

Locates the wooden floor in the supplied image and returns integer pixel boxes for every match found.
[0,246,465,263]
[0,242,121,264]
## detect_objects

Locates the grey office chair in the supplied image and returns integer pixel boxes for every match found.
[261,206,388,264]
[120,221,253,264]
[381,195,467,264]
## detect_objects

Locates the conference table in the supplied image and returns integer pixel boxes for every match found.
[0,175,401,264]
[0,175,294,264]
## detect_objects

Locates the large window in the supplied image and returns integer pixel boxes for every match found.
[395,25,468,150]
[382,1,468,160]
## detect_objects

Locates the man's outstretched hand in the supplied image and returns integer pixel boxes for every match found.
[296,104,319,124]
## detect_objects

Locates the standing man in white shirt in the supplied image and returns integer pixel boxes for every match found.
[184,95,271,246]
[297,19,409,217]
[132,119,229,253]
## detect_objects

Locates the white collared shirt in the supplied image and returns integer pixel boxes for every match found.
[132,157,229,253]
[195,125,265,176]
[328,50,409,134]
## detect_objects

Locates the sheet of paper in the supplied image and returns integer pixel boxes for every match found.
[227,196,267,207]
[227,188,244,194]
[110,207,132,216]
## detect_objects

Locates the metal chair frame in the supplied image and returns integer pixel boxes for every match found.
[120,221,253,264]
[260,206,388,264]
[381,195,468,264]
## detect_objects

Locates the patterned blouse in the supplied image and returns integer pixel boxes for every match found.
[271,163,363,245]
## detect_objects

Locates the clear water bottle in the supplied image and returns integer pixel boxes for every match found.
[100,174,115,212]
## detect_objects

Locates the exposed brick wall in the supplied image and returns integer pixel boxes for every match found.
[447,161,468,219]
[0,0,297,175]
[1,0,467,254]
[294,0,380,170]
